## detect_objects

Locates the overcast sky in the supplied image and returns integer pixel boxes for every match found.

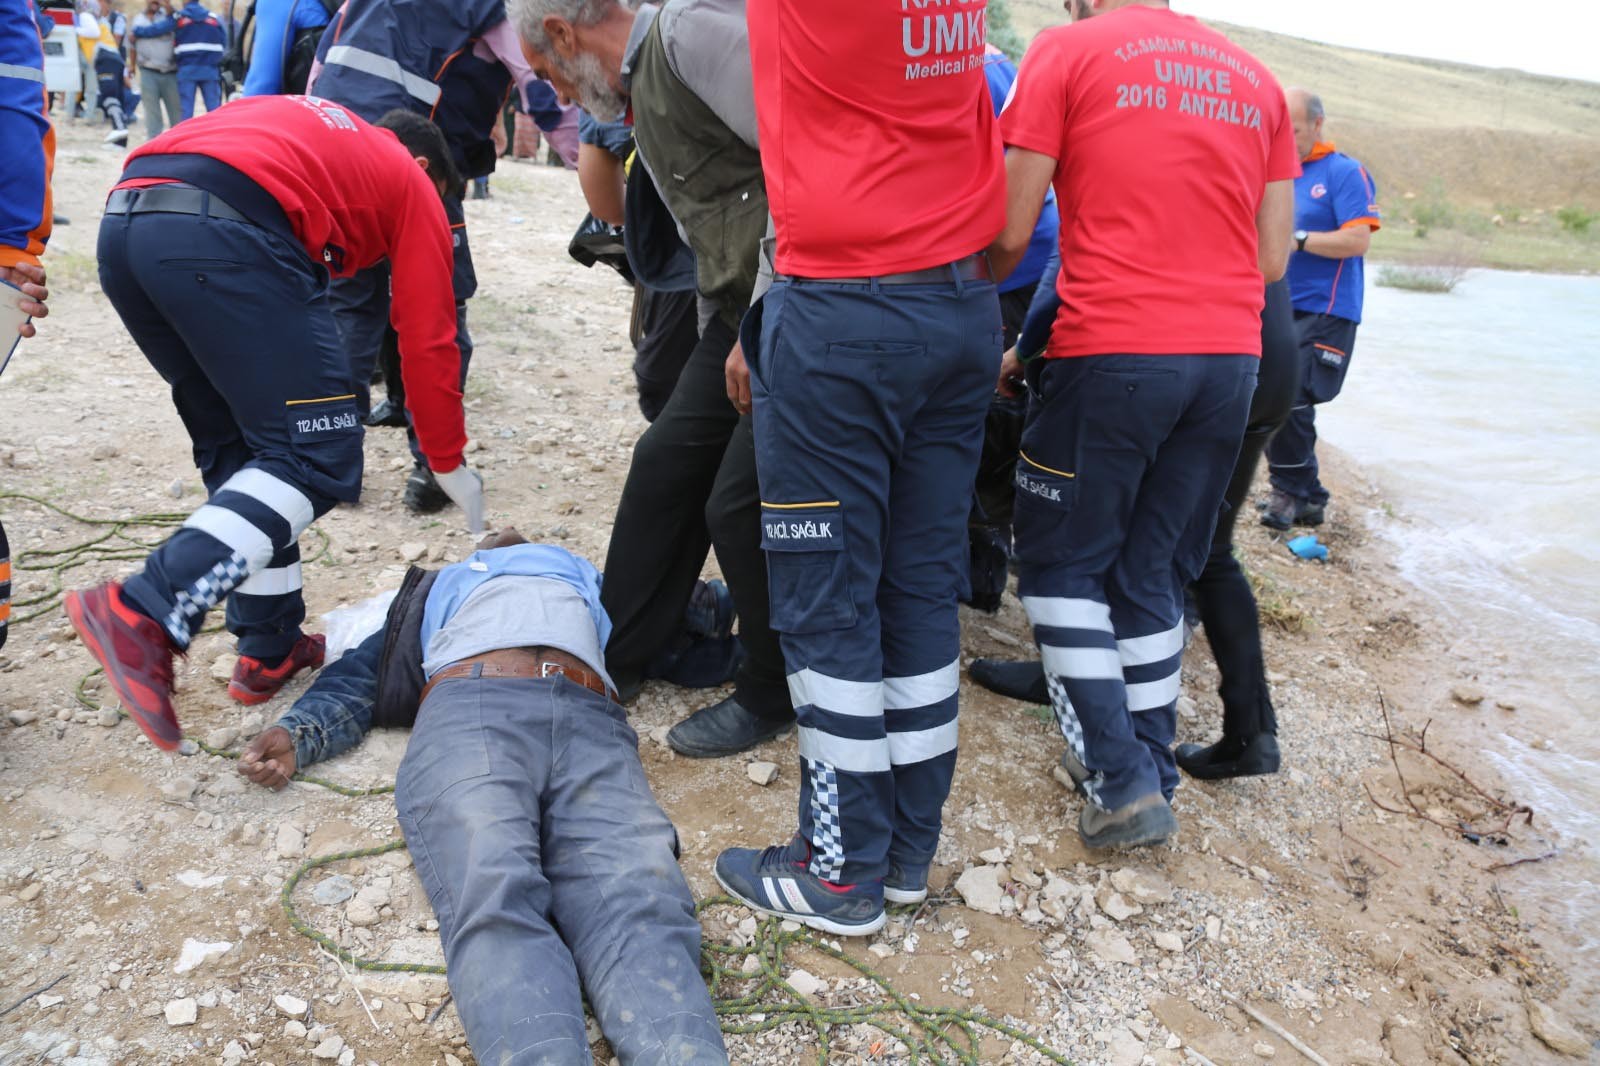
[1176,0,1594,83]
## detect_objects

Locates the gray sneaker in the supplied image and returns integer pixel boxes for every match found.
[1078,793,1178,850]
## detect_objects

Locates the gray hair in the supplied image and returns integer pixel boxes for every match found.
[1304,93,1325,124]
[507,0,615,53]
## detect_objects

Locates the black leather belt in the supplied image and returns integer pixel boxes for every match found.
[775,252,992,287]
[104,183,248,224]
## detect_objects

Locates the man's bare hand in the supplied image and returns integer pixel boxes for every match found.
[1,263,49,338]
[725,340,752,415]
[237,726,298,790]
[996,346,1025,399]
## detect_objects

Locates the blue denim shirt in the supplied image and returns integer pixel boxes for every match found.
[275,545,610,770]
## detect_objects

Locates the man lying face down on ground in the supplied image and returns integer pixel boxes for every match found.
[238,529,729,1066]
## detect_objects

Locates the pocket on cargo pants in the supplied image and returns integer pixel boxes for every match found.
[760,502,856,634]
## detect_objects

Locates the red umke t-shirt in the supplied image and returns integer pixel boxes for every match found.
[121,96,465,470]
[748,0,1006,277]
[1001,5,1299,357]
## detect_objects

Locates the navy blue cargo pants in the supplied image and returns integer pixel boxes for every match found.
[744,271,1002,885]
[330,196,474,467]
[1014,354,1257,809]
[1266,311,1359,507]
[98,195,363,659]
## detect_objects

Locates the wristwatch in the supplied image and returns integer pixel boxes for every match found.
[1294,229,1309,252]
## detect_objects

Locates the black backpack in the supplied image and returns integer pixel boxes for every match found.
[220,0,337,96]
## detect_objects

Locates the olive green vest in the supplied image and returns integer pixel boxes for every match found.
[629,16,768,329]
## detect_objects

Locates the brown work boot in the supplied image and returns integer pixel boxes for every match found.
[1078,792,1178,850]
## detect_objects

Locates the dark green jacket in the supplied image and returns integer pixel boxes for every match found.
[629,13,768,329]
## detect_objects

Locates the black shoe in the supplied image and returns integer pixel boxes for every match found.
[1175,733,1280,780]
[364,397,408,428]
[968,658,1048,704]
[53,213,70,226]
[666,696,793,758]
[403,464,451,514]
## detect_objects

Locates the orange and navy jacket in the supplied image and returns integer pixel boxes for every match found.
[1,0,54,269]
[1289,141,1381,324]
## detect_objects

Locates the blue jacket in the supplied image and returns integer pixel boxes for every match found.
[311,0,507,178]
[1,0,51,270]
[241,0,329,95]
[139,2,225,73]
[984,50,1058,295]
[277,545,610,769]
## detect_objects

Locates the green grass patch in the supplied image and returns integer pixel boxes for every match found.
[1243,564,1309,634]
[1377,263,1467,293]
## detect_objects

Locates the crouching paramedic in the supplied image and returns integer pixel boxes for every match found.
[66,95,485,752]
[237,532,729,1066]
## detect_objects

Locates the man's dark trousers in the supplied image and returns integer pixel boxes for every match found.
[329,196,474,466]
[1014,353,1257,809]
[746,273,1002,885]
[98,198,362,659]
[1194,280,1301,738]
[1265,311,1358,507]
[601,316,791,720]
[396,676,728,1064]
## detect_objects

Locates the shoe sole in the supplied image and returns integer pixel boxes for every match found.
[883,885,928,906]
[667,723,793,759]
[1079,816,1178,850]
[64,591,181,751]
[1178,761,1281,781]
[227,681,279,706]
[714,868,886,937]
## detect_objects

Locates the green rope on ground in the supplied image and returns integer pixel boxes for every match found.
[696,896,1073,1066]
[0,493,329,627]
[74,668,395,796]
[69,650,1073,1060]
[278,839,443,974]
[269,839,1074,1065]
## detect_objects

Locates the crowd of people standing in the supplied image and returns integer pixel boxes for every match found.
[3,0,1382,1061]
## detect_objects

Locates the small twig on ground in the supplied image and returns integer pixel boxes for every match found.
[1339,828,1402,869]
[1358,689,1535,835]
[318,946,381,1034]
[1221,992,1333,1066]
[1185,1048,1223,1066]
[1486,850,1557,874]
[427,992,454,1025]
[0,974,69,1020]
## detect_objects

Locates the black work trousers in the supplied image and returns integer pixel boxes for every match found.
[600,315,793,721]
[1190,279,1302,738]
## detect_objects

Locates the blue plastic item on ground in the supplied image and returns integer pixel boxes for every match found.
[1287,534,1329,562]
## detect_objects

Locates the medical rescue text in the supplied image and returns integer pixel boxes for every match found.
[902,0,987,80]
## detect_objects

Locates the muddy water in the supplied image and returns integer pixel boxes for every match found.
[1318,267,1600,987]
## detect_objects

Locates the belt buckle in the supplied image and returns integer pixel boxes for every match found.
[540,661,564,680]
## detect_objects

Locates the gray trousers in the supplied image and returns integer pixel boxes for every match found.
[139,67,181,139]
[395,676,728,1066]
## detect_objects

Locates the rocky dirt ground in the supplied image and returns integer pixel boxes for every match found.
[0,122,1594,1066]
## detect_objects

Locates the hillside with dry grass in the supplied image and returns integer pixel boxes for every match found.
[1002,1,1600,271]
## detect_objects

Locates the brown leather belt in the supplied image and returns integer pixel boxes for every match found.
[419,646,614,704]
[774,252,992,287]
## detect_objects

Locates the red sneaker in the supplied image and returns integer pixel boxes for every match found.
[64,581,181,751]
[228,633,326,706]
